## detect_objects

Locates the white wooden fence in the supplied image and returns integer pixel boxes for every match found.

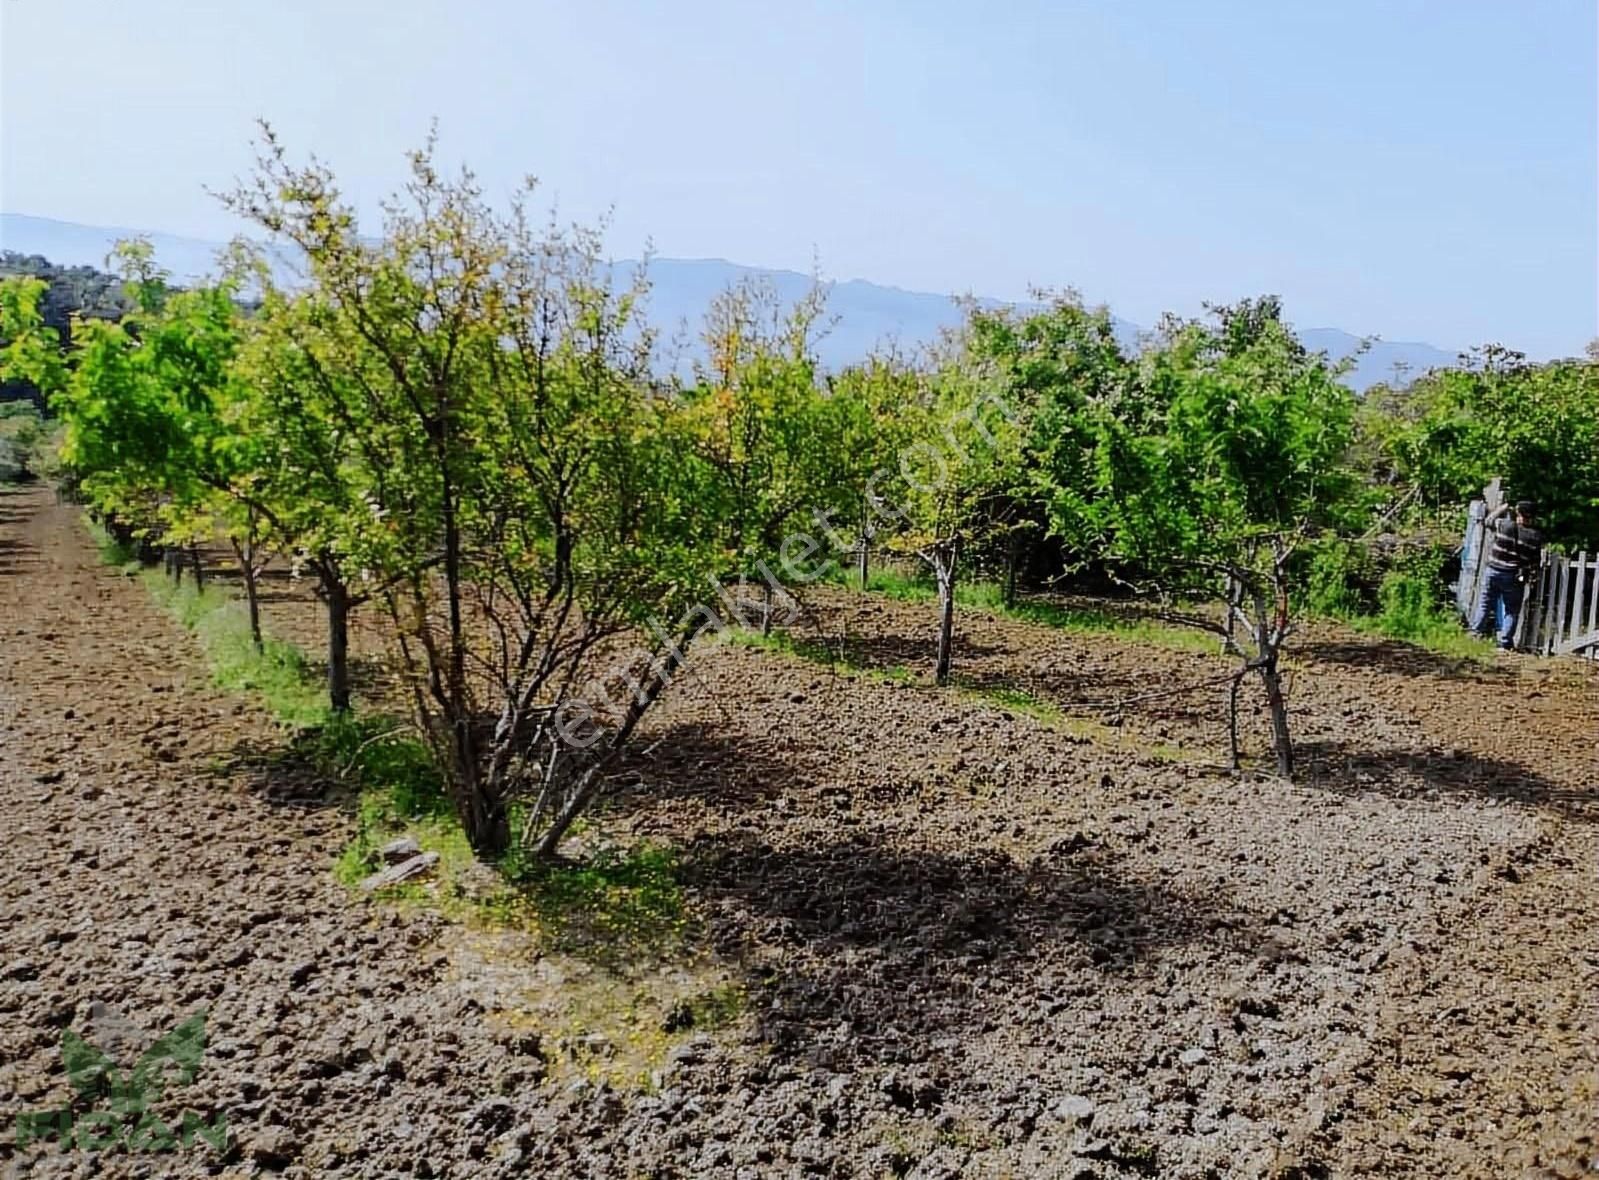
[1458,487,1599,659]
[1520,549,1599,658]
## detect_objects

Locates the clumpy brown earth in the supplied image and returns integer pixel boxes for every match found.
[1,481,1596,1179]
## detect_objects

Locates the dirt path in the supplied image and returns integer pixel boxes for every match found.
[2,482,1597,1178]
[0,486,550,1178]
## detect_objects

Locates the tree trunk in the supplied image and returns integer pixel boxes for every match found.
[440,465,498,856]
[1260,652,1294,778]
[463,775,510,861]
[1004,532,1020,609]
[324,575,352,714]
[189,543,205,592]
[857,504,871,590]
[1221,574,1241,655]
[232,537,263,650]
[933,548,956,686]
[531,616,704,860]
[1226,671,1243,771]
[760,581,774,637]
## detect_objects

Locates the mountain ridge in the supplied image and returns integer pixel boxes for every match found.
[1,212,1458,390]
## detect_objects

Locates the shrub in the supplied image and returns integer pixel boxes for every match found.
[1303,538,1379,618]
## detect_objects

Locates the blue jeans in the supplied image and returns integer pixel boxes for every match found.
[1473,567,1523,648]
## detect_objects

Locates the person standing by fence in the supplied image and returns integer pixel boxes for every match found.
[1474,500,1543,649]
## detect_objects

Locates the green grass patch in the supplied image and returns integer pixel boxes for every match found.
[1366,571,1497,662]
[1350,612,1497,664]
[952,679,1190,762]
[953,681,1063,725]
[491,843,689,960]
[83,516,143,574]
[831,564,1215,654]
[143,571,331,727]
[1302,544,1495,664]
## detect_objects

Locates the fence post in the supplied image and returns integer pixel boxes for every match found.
[1539,555,1553,655]
[1550,554,1570,656]
[1587,557,1599,659]
[1538,553,1556,655]
[1567,550,1579,652]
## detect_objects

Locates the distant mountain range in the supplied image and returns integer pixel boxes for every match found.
[1,212,1457,390]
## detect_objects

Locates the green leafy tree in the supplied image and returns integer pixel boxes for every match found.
[1391,349,1599,548]
[1059,300,1357,775]
[225,126,724,859]
[823,352,929,589]
[0,276,71,405]
[49,245,278,642]
[226,285,379,710]
[892,340,1028,685]
[679,278,842,629]
[968,292,1131,603]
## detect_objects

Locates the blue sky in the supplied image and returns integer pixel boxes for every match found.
[2,0,1593,356]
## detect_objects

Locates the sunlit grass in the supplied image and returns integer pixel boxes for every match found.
[951,679,1191,762]
[828,563,1216,654]
[1347,613,1498,664]
[143,571,331,728]
[83,516,143,575]
[953,681,1063,725]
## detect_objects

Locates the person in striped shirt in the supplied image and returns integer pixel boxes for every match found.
[1473,499,1543,649]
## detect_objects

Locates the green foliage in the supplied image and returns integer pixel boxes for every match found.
[967,292,1128,557]
[1303,538,1379,618]
[679,279,853,582]
[63,122,1589,850]
[315,714,448,819]
[221,127,732,858]
[1375,570,1437,638]
[0,402,53,482]
[84,515,141,571]
[0,276,72,410]
[500,844,685,952]
[1359,569,1493,661]
[823,562,1214,652]
[1060,310,1358,585]
[1383,350,1599,547]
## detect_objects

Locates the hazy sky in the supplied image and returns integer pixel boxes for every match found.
[2,0,1594,356]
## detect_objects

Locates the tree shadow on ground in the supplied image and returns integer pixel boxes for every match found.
[610,722,1263,1067]
[678,828,1262,1069]
[222,723,396,813]
[780,621,1007,672]
[1296,739,1598,821]
[0,534,39,575]
[292,653,394,700]
[1297,638,1512,684]
[607,722,837,812]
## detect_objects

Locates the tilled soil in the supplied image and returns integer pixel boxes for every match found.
[2,483,1597,1179]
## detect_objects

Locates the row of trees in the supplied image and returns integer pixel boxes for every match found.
[6,131,1592,859]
